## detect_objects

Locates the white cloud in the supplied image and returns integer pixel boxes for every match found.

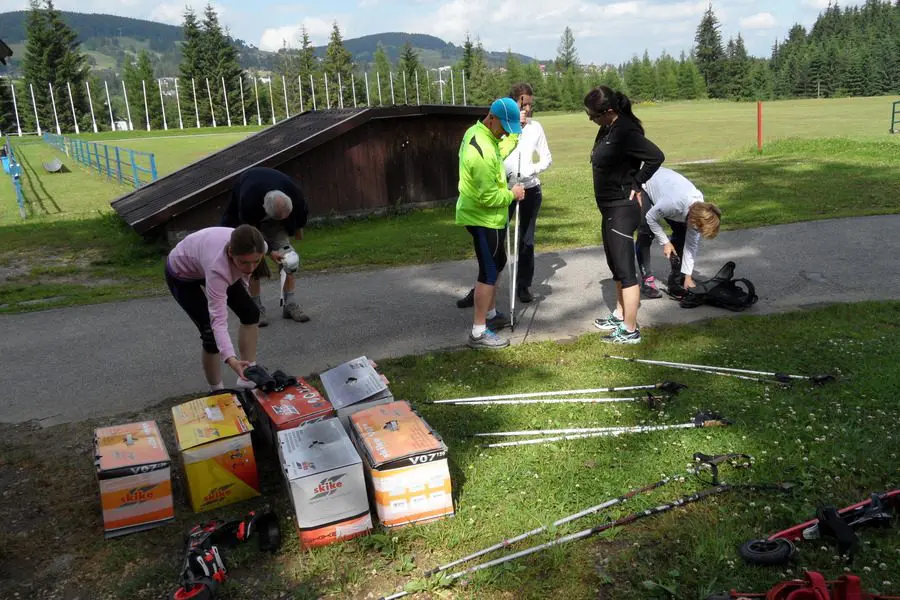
[258,17,334,51]
[740,11,777,30]
[149,4,186,25]
[801,0,830,8]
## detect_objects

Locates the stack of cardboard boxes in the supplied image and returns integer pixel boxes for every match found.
[93,356,454,549]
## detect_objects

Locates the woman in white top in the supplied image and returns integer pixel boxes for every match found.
[635,166,722,296]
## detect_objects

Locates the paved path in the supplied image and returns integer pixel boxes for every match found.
[3,215,898,426]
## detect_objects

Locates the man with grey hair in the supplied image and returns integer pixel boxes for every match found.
[222,167,310,325]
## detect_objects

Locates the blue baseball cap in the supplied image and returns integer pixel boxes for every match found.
[490,97,523,135]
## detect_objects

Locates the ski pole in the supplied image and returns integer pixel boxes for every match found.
[605,355,834,384]
[380,484,733,600]
[474,425,660,436]
[511,199,520,332]
[605,355,789,386]
[436,394,668,406]
[428,381,686,404]
[480,412,731,448]
[419,453,748,578]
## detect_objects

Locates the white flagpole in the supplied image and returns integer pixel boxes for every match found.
[389,71,395,105]
[364,72,370,106]
[253,76,261,126]
[337,72,344,108]
[239,77,246,126]
[267,78,275,124]
[298,76,304,113]
[351,73,357,107]
[450,69,456,104]
[48,82,61,135]
[142,79,151,130]
[376,72,382,105]
[121,81,133,130]
[309,74,316,110]
[174,79,184,129]
[281,75,289,119]
[415,70,420,104]
[158,79,168,130]
[85,81,97,132]
[462,69,467,105]
[10,81,21,135]
[439,68,444,103]
[205,78,216,127]
[221,76,231,126]
[66,81,80,134]
[323,73,330,109]
[104,80,114,130]
[191,77,200,128]
[29,83,42,135]
[402,71,408,104]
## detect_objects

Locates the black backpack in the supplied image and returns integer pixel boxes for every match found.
[678,261,758,312]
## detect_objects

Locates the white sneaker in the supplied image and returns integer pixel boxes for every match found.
[234,377,256,390]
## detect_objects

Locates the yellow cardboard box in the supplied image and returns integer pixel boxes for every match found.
[171,393,260,513]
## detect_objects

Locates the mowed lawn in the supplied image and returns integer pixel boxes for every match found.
[1,95,899,312]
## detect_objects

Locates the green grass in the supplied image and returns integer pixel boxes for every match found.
[2,96,900,312]
[2,302,898,599]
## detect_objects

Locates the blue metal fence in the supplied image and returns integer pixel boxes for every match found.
[2,136,27,219]
[42,133,158,189]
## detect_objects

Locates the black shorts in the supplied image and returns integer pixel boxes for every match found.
[600,203,641,288]
[165,264,260,354]
[466,225,507,285]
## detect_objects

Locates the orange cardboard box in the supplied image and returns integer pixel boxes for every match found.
[350,401,454,528]
[250,378,335,448]
[171,393,260,513]
[93,420,174,538]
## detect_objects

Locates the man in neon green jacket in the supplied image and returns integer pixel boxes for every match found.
[457,97,526,349]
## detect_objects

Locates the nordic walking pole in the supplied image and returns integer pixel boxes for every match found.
[439,394,669,406]
[605,355,834,385]
[380,484,733,600]
[605,355,789,386]
[511,146,521,332]
[428,381,686,404]
[418,452,749,579]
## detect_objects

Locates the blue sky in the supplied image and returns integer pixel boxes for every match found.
[1,0,868,64]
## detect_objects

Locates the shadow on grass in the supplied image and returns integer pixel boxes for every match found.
[15,146,62,216]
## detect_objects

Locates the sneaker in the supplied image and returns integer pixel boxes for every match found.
[487,311,511,331]
[467,329,510,349]
[457,288,475,308]
[517,288,534,303]
[601,325,642,344]
[257,305,268,328]
[593,313,623,331]
[641,276,663,299]
[234,376,257,390]
[282,302,311,322]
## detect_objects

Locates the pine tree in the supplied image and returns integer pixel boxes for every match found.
[724,34,752,100]
[556,27,578,72]
[372,43,392,105]
[178,7,205,125]
[324,21,354,107]
[398,41,420,103]
[276,41,300,113]
[123,50,162,129]
[197,3,244,125]
[0,77,14,134]
[693,5,726,98]
[748,60,774,100]
[460,33,475,80]
[297,27,318,110]
[465,39,492,106]
[656,53,679,100]
[22,0,51,132]
[676,56,707,99]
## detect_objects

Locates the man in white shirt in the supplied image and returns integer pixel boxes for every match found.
[456,82,553,309]
[636,166,722,297]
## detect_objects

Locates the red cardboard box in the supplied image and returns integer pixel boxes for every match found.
[251,378,335,448]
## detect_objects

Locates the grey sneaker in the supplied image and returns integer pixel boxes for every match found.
[487,311,511,331]
[593,313,623,331]
[282,302,311,322]
[467,329,510,349]
[601,325,642,344]
[257,305,268,327]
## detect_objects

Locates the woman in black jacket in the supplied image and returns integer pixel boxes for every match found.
[584,86,665,344]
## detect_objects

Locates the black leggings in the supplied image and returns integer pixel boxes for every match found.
[466,225,507,285]
[165,266,260,354]
[636,197,687,279]
[507,186,542,290]
[600,203,641,289]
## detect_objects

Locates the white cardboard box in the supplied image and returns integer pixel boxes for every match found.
[277,419,372,548]
[319,356,395,429]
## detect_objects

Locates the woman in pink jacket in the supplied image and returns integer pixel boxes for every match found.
[165,224,268,390]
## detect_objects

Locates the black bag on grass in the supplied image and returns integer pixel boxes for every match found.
[678,261,758,312]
